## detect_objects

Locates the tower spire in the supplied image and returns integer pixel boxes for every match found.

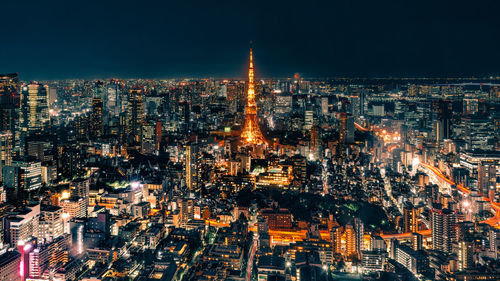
[240,46,267,146]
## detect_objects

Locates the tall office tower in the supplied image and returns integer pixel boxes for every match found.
[360,90,366,115]
[5,203,40,247]
[38,205,64,243]
[462,116,495,151]
[155,120,162,150]
[185,142,199,191]
[0,73,20,138]
[349,94,360,117]
[458,240,474,271]
[431,208,457,253]
[89,97,103,137]
[20,83,49,135]
[345,224,356,257]
[0,251,21,281]
[403,202,418,233]
[125,89,144,143]
[310,126,320,160]
[0,131,12,181]
[107,83,120,117]
[355,218,364,257]
[240,48,267,146]
[411,232,423,251]
[478,161,496,197]
[339,113,355,144]
[433,100,452,144]
[140,122,156,155]
[47,86,57,106]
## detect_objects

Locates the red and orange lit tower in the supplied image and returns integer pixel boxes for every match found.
[240,47,267,146]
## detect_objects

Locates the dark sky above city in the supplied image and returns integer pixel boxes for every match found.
[2,0,499,80]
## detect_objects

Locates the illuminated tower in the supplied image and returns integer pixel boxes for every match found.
[240,48,267,146]
[20,84,49,141]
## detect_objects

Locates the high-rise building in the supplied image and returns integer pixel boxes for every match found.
[5,204,40,247]
[3,158,42,203]
[433,100,452,144]
[29,234,70,279]
[48,87,57,106]
[304,109,314,130]
[177,198,194,225]
[431,208,457,253]
[345,224,356,257]
[339,113,355,144]
[185,143,199,191]
[330,225,342,254]
[89,97,103,137]
[462,116,495,151]
[458,240,474,271]
[107,83,120,117]
[477,160,496,197]
[125,89,144,143]
[20,83,49,135]
[70,178,90,199]
[355,218,364,258]
[0,74,20,151]
[141,122,156,155]
[0,131,12,181]
[38,205,64,243]
[403,202,418,233]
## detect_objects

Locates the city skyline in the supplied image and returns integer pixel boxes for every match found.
[1,1,499,281]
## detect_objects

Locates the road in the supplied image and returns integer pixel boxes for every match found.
[420,162,500,229]
[246,237,257,281]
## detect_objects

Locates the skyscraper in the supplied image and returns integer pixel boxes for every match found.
[339,113,355,144]
[125,89,144,143]
[0,131,12,182]
[20,83,49,135]
[185,143,199,191]
[141,122,156,155]
[89,97,103,137]
[0,73,20,138]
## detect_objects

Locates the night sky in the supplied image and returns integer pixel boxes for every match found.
[2,0,499,80]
